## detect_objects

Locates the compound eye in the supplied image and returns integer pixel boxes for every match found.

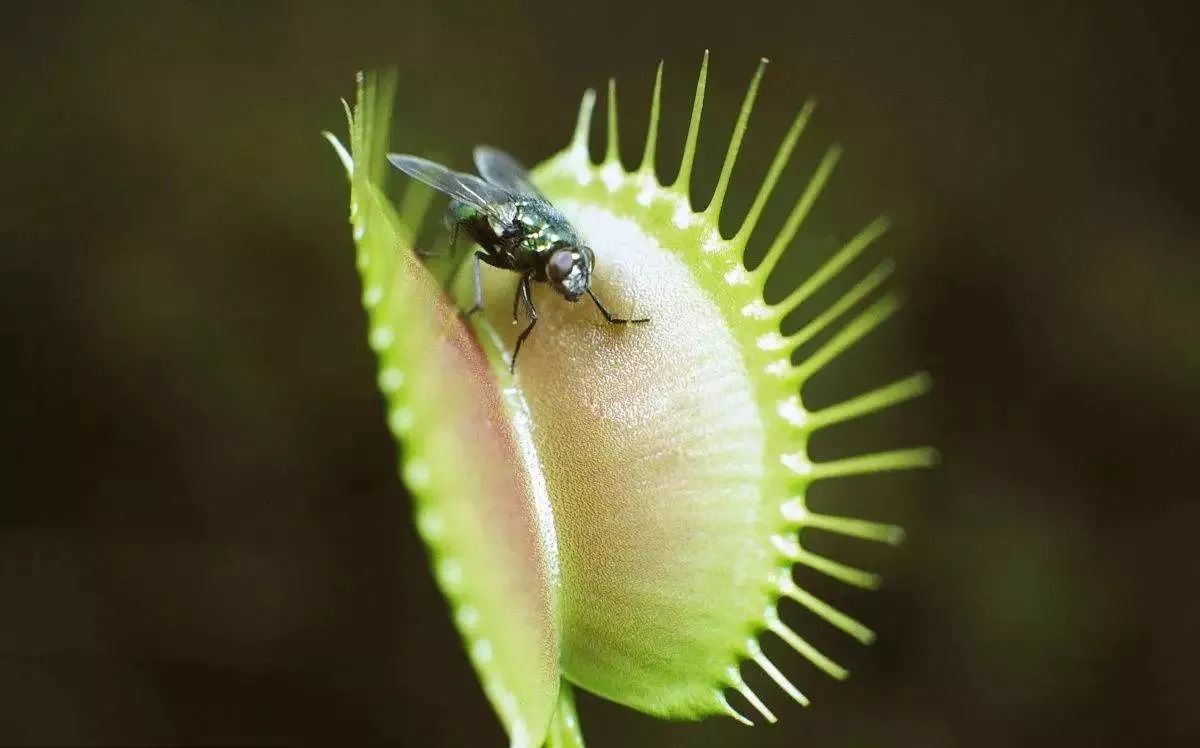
[547,249,578,282]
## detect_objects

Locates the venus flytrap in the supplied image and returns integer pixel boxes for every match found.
[327,56,935,747]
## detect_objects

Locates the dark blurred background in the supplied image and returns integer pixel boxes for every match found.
[2,1,1197,746]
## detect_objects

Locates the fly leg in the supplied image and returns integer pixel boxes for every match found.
[586,288,650,325]
[510,273,538,373]
[461,251,485,318]
[417,219,459,264]
[439,221,463,278]
[511,275,523,324]
[458,250,508,319]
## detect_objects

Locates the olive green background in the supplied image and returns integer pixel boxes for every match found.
[3,1,1197,746]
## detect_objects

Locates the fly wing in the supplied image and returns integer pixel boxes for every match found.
[474,145,546,199]
[387,153,511,213]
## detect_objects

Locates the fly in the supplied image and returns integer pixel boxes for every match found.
[387,146,650,371]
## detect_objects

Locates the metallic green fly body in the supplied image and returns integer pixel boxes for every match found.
[388,147,650,371]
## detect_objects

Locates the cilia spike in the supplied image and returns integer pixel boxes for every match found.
[330,54,934,746]
[755,145,843,280]
[673,49,709,192]
[733,100,815,247]
[637,62,664,175]
[706,58,767,215]
[605,78,620,165]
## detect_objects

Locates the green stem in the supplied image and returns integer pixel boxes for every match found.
[544,683,586,748]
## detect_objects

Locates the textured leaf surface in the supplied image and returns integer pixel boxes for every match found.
[460,58,935,722]
[326,73,561,747]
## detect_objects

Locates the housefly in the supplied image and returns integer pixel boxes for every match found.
[387,146,649,371]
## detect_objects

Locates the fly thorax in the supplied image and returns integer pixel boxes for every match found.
[448,200,480,227]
